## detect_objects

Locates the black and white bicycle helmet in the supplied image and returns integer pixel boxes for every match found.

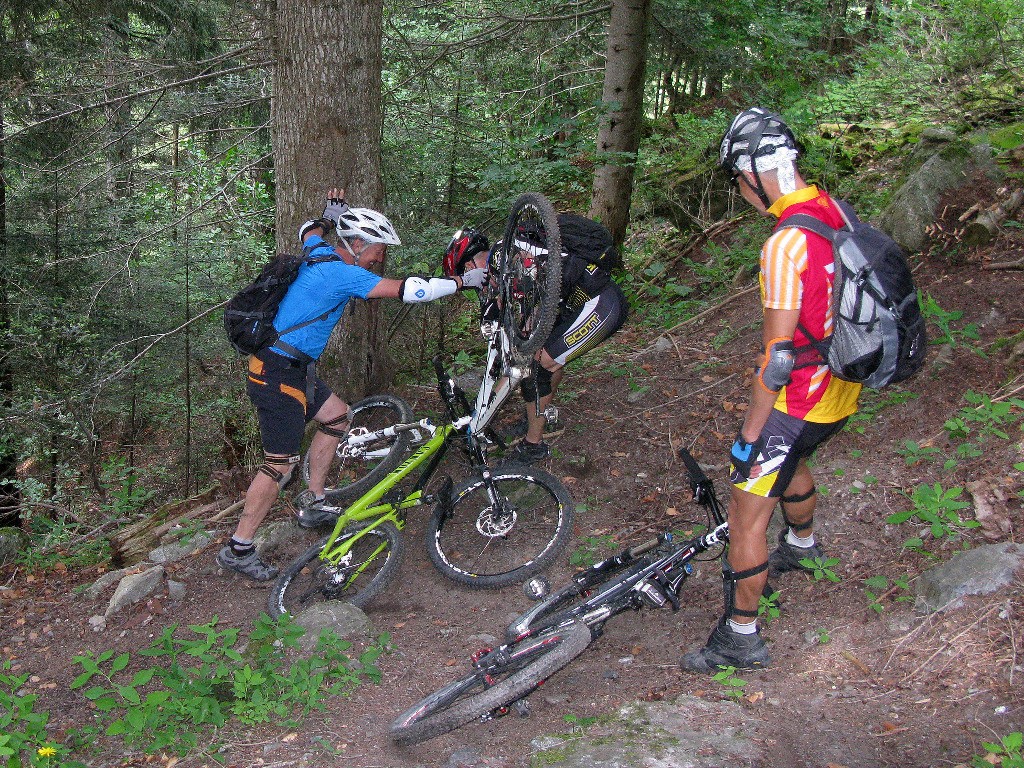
[336,207,402,246]
[719,107,801,206]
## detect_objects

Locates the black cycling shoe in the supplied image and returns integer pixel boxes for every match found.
[680,618,770,673]
[505,439,551,464]
[500,415,565,447]
[768,528,824,577]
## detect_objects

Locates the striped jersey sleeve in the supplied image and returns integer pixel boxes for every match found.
[760,228,808,310]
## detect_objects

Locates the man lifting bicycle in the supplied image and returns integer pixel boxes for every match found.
[680,109,864,672]
[218,189,486,581]
[443,214,628,464]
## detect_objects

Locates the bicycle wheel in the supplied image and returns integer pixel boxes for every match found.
[301,394,414,503]
[500,193,563,358]
[425,463,573,588]
[389,620,591,746]
[267,521,404,617]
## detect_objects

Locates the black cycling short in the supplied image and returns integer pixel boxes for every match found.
[545,281,627,365]
[246,351,332,456]
[730,409,848,497]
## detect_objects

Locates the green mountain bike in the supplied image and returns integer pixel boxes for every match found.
[268,193,570,617]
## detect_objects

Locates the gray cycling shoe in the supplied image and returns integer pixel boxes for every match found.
[680,619,770,673]
[295,489,343,529]
[216,546,279,581]
[768,528,824,577]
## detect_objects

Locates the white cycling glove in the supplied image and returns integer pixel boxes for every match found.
[460,267,488,290]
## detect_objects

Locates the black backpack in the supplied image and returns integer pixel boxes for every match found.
[556,213,622,298]
[557,213,622,272]
[223,248,341,358]
[781,200,927,389]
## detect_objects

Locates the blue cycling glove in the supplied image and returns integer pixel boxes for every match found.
[729,432,764,478]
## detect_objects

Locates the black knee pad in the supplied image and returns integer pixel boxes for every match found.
[259,453,299,488]
[317,411,351,439]
[534,367,553,398]
[781,486,816,532]
[722,558,768,620]
[520,377,538,402]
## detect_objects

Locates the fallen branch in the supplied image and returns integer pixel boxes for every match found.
[963,189,1024,247]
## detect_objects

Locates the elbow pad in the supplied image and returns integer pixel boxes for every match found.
[757,337,796,393]
[401,276,459,303]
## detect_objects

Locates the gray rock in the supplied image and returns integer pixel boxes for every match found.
[530,695,759,767]
[293,602,375,652]
[88,615,107,632]
[166,580,186,601]
[82,568,131,600]
[148,531,213,564]
[877,136,1001,252]
[104,565,165,617]
[0,526,28,565]
[915,542,1024,613]
[256,519,304,557]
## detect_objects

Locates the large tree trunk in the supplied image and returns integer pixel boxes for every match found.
[589,0,652,247]
[0,103,20,527]
[270,0,386,401]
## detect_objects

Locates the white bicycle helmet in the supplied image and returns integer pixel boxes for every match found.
[336,207,402,246]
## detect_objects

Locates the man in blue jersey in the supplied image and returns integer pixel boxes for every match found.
[218,189,486,580]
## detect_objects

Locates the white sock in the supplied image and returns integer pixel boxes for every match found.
[787,529,815,548]
[728,618,758,635]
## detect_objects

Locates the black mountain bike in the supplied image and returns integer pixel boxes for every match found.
[389,448,730,746]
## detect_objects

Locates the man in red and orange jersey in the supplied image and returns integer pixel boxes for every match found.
[681,108,863,673]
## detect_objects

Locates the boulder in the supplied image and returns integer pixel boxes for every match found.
[876,130,1001,253]
[0,526,28,565]
[292,602,375,653]
[914,542,1024,613]
[104,564,165,617]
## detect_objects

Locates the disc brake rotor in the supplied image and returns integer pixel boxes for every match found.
[476,505,517,537]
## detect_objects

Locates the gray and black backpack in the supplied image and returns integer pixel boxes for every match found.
[781,200,927,389]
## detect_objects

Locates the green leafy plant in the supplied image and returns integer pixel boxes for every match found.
[99,456,155,517]
[971,732,1023,768]
[886,483,979,549]
[0,661,85,768]
[955,391,1024,441]
[710,665,748,700]
[814,628,831,644]
[758,590,781,626]
[569,534,617,568]
[863,574,914,613]
[897,439,941,466]
[70,615,388,756]
[920,293,981,352]
[845,390,918,434]
[799,556,842,582]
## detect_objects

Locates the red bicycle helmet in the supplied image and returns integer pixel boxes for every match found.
[443,228,490,276]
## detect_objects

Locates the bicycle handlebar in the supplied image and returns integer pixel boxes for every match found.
[677,447,708,483]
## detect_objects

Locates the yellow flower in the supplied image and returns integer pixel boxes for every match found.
[37,746,57,757]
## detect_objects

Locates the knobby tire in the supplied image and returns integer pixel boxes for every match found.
[301,394,414,503]
[425,463,574,588]
[389,621,592,746]
[267,521,404,617]
[500,193,563,358]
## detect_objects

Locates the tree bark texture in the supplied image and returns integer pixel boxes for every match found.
[270,0,387,400]
[589,0,652,247]
[0,104,20,526]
